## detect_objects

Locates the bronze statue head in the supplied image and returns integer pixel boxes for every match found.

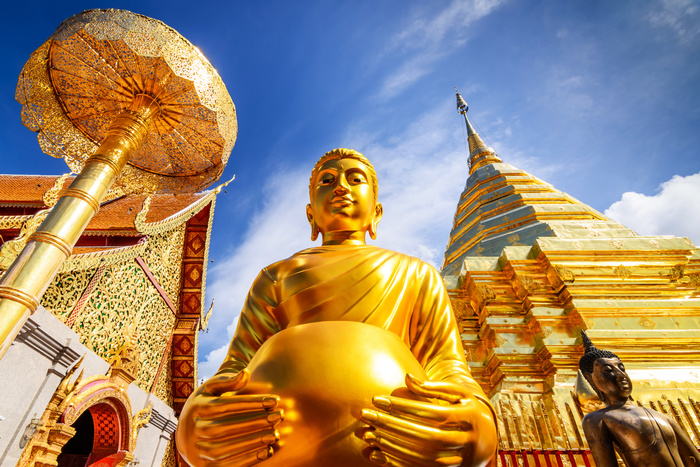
[579,330,632,404]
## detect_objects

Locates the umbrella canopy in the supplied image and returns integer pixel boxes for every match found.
[16,9,237,194]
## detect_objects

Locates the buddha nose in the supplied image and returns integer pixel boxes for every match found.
[335,173,350,193]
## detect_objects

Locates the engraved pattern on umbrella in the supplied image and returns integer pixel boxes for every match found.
[16,9,237,194]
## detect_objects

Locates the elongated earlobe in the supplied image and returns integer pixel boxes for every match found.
[306,204,320,241]
[369,203,383,240]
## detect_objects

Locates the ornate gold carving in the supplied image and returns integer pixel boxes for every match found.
[135,186,223,236]
[58,240,148,273]
[16,356,85,466]
[200,299,214,331]
[638,316,657,330]
[0,209,50,270]
[132,403,152,450]
[108,320,142,385]
[669,264,685,282]
[688,273,700,290]
[477,284,497,302]
[649,239,661,249]
[42,173,72,207]
[70,259,177,391]
[609,239,624,249]
[553,265,575,283]
[160,440,177,467]
[613,264,631,280]
[141,226,186,310]
[17,9,237,195]
[40,268,97,321]
[135,196,152,230]
[520,275,541,293]
[0,215,29,230]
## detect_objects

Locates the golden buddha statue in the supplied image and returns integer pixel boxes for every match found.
[579,331,700,467]
[176,148,498,467]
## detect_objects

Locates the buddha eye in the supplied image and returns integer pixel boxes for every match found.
[318,174,335,186]
[348,172,367,184]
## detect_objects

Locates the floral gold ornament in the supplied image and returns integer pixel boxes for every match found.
[0,9,236,359]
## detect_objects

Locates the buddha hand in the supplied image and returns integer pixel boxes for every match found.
[175,368,284,467]
[360,373,497,467]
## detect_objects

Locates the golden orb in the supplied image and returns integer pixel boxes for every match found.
[236,321,428,467]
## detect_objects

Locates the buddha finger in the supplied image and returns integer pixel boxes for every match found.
[196,394,279,418]
[197,429,279,460]
[405,374,468,404]
[203,446,273,467]
[373,396,469,428]
[196,410,284,439]
[361,409,469,449]
[204,369,250,396]
[363,430,461,466]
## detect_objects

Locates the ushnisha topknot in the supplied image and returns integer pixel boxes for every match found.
[578,330,619,385]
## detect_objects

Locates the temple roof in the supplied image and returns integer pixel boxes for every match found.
[0,174,209,236]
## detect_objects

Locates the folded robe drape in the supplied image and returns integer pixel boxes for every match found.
[219,244,485,398]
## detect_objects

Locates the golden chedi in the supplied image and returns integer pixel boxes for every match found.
[176,149,498,467]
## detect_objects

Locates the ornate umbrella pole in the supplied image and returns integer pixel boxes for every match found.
[0,96,158,357]
[0,9,236,359]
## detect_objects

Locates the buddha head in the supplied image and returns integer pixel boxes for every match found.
[578,330,632,405]
[306,148,383,242]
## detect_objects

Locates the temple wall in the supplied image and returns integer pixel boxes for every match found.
[0,306,177,466]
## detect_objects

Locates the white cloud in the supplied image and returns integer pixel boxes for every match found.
[604,172,700,245]
[379,0,505,97]
[647,0,700,45]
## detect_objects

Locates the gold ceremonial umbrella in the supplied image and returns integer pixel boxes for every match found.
[0,9,237,358]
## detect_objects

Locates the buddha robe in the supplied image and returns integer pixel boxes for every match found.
[219,244,484,397]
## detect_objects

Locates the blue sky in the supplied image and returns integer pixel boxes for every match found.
[1,0,699,379]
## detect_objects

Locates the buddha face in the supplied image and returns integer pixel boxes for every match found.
[590,357,632,403]
[307,158,381,237]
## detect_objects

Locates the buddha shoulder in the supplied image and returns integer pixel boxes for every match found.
[257,245,436,284]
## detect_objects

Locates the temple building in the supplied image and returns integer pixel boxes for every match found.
[441,92,700,456]
[0,174,223,466]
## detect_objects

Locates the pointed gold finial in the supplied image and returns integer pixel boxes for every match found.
[455,88,502,174]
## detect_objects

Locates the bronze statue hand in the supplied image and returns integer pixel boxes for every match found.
[360,374,497,467]
[175,369,284,467]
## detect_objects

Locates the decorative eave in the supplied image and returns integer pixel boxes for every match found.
[134,178,230,235]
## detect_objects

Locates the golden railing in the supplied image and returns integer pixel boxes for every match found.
[495,395,700,466]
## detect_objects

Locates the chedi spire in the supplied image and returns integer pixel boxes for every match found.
[455,88,502,174]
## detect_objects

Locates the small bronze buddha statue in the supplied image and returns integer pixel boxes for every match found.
[579,331,700,467]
